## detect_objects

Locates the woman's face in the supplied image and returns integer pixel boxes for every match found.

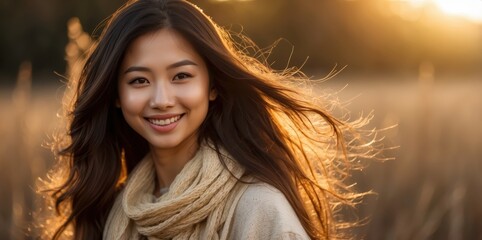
[118,28,216,152]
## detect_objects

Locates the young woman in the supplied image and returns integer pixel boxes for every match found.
[44,0,374,239]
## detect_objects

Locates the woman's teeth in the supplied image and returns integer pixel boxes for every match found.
[148,115,181,126]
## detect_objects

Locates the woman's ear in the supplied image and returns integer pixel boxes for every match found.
[209,88,217,101]
[115,99,121,108]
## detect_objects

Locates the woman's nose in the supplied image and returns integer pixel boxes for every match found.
[149,81,175,109]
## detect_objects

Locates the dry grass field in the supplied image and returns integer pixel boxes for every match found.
[331,76,482,239]
[0,71,481,239]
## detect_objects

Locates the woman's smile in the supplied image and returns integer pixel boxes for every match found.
[146,114,184,133]
[146,114,184,126]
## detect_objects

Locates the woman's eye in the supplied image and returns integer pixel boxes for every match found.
[173,73,192,81]
[129,78,149,85]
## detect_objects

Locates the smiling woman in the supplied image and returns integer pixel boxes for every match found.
[117,29,217,186]
[39,0,375,239]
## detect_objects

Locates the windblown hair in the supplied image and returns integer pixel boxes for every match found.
[42,0,375,239]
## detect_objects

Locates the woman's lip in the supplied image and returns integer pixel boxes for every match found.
[146,114,183,133]
[145,113,184,120]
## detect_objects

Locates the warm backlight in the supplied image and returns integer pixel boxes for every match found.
[432,0,482,22]
[404,0,482,22]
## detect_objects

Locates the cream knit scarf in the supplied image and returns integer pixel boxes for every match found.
[103,143,247,240]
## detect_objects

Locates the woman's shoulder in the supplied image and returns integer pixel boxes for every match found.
[229,182,310,239]
[237,182,292,209]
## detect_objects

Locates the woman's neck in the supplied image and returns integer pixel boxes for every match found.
[149,138,199,191]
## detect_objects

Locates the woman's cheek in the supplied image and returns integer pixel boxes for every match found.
[121,89,149,114]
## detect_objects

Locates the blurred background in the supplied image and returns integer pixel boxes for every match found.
[0,0,481,239]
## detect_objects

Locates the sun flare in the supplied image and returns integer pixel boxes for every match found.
[404,0,482,22]
[434,0,482,21]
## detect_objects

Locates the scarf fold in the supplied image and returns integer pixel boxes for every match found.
[103,143,247,240]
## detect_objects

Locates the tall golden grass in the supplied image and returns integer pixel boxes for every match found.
[0,18,481,239]
[1,61,61,239]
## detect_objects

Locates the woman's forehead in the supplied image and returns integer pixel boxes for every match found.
[121,29,205,69]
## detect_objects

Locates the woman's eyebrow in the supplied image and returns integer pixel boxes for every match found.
[123,66,150,74]
[166,59,198,69]
[123,59,198,74]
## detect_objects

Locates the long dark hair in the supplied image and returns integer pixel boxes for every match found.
[43,0,374,239]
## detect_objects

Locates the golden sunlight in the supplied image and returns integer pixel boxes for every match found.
[432,0,482,22]
[402,0,482,22]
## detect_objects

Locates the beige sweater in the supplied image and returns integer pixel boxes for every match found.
[225,182,310,240]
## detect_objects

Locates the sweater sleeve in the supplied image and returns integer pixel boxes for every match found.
[227,182,310,240]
